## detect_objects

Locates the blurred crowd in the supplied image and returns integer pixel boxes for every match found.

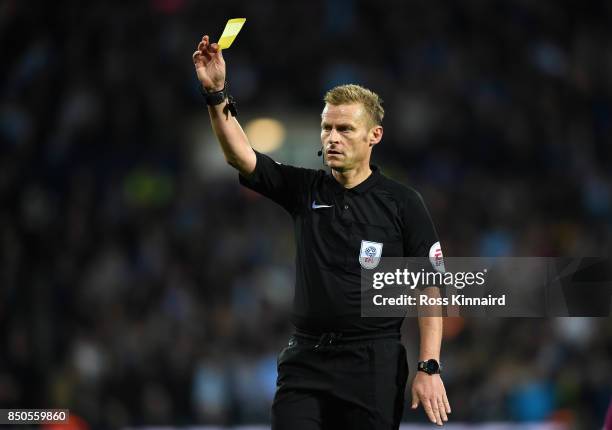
[1,0,611,428]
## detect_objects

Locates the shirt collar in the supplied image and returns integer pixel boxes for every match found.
[327,165,381,194]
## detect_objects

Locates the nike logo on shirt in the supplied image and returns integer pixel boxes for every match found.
[312,201,334,209]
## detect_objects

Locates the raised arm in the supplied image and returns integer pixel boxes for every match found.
[192,35,256,176]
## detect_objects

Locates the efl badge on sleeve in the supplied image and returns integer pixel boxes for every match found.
[359,240,383,269]
[429,241,445,273]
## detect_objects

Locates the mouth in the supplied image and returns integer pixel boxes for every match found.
[326,149,342,156]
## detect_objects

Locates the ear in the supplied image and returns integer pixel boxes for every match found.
[368,125,383,147]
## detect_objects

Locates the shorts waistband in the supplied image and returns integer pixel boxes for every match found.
[294,329,400,347]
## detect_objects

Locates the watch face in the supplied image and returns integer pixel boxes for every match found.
[426,359,439,373]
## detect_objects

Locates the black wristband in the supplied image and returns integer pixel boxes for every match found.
[200,82,237,116]
[200,83,227,106]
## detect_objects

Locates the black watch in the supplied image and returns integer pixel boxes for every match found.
[417,359,442,375]
[200,82,238,116]
[201,84,227,105]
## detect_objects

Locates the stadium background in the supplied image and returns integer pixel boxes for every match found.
[1,0,611,428]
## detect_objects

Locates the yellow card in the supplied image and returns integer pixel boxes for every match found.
[217,18,246,49]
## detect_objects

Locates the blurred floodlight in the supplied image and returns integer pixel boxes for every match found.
[244,118,286,153]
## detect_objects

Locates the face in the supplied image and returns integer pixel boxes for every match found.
[320,103,383,172]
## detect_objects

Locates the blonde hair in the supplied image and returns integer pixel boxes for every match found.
[323,84,384,126]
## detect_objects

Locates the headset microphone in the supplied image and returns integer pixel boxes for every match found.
[317,149,323,157]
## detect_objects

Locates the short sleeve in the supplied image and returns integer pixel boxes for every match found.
[402,189,441,260]
[239,150,317,215]
[402,190,445,294]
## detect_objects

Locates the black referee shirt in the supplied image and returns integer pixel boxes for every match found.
[240,151,440,335]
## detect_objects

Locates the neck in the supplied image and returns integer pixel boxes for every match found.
[331,163,372,189]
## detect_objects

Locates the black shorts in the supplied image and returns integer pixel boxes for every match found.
[271,332,409,430]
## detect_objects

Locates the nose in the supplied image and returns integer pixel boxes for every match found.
[328,128,340,143]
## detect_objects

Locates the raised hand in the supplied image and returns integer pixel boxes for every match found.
[192,35,225,92]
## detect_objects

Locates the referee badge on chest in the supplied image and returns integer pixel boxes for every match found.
[359,240,383,269]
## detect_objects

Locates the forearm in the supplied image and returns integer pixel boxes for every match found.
[417,313,443,361]
[208,102,256,175]
[413,312,450,426]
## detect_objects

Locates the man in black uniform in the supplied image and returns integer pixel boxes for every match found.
[193,35,451,429]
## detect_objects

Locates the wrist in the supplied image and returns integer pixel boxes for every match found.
[200,83,227,106]
[419,356,440,362]
[417,358,442,375]
[203,83,225,93]
[199,82,237,117]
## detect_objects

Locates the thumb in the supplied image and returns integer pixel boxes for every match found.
[210,43,222,55]
[411,392,420,409]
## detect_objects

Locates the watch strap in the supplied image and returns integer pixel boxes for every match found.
[200,83,238,116]
[200,83,226,106]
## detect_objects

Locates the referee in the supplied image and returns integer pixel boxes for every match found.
[193,35,451,429]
